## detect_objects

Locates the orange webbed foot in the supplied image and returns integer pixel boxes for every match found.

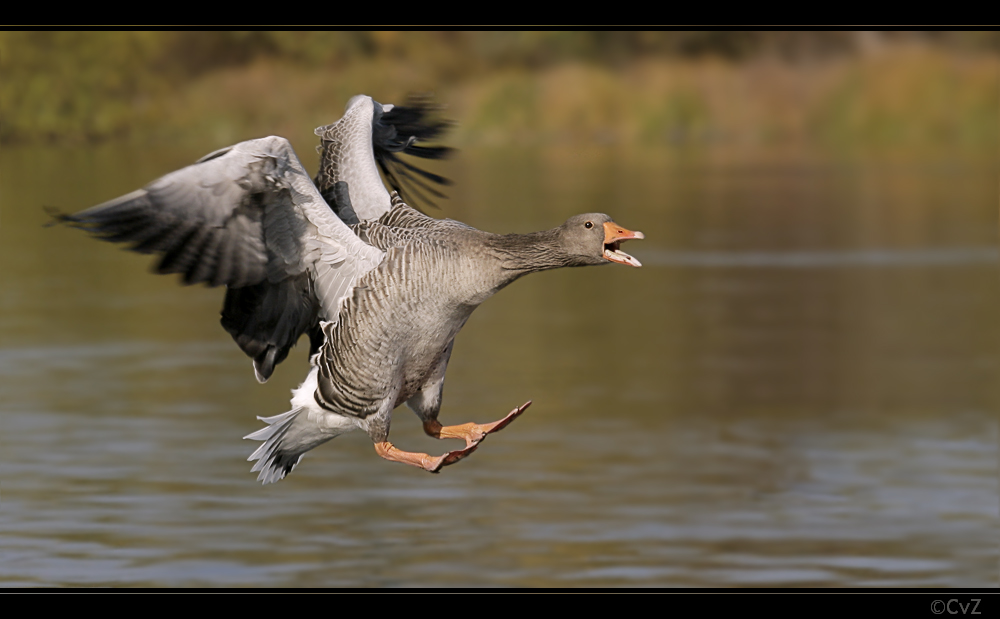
[374,440,480,474]
[423,401,532,448]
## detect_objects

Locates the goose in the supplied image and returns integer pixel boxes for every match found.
[54,95,644,484]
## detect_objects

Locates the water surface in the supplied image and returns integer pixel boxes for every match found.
[1,142,996,587]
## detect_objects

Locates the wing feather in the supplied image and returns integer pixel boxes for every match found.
[314,95,453,221]
[56,135,384,381]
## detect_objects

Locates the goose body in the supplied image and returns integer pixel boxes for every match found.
[57,95,643,484]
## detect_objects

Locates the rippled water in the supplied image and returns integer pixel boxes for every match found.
[1,142,996,587]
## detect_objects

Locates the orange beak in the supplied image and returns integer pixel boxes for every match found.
[602,221,644,267]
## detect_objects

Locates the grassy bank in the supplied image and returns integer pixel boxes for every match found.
[3,32,996,151]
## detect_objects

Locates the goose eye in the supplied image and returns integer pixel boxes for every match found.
[585,221,593,229]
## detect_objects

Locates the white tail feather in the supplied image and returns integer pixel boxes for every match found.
[244,366,358,484]
[244,408,309,484]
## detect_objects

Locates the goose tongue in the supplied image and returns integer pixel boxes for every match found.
[602,221,644,267]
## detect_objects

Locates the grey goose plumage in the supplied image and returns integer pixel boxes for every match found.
[55,95,644,484]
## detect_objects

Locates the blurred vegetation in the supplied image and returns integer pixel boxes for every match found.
[2,31,997,149]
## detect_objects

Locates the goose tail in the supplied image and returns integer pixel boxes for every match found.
[244,408,310,484]
[244,367,355,484]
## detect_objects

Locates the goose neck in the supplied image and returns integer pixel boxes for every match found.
[485,229,572,278]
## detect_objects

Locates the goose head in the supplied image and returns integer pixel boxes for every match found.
[557,213,644,268]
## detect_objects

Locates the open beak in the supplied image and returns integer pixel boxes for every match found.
[603,221,644,267]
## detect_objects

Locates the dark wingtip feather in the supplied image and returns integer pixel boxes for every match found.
[45,205,113,232]
[381,94,454,144]
[43,206,74,228]
[254,347,278,383]
[374,95,455,211]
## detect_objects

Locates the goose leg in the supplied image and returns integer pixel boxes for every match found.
[422,401,532,448]
[405,343,531,449]
[374,440,479,473]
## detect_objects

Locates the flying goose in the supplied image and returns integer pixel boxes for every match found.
[55,95,644,483]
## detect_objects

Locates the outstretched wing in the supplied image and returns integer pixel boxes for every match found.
[55,136,383,382]
[314,95,452,222]
[374,95,453,210]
